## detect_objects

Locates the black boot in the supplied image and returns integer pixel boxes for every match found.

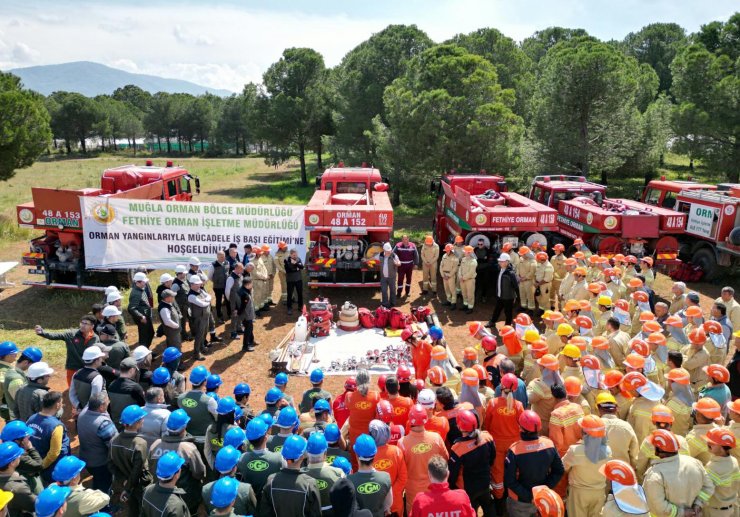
[494,497,505,517]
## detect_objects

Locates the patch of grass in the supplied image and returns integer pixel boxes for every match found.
[657,152,724,183]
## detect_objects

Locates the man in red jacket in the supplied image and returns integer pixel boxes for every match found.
[410,454,475,517]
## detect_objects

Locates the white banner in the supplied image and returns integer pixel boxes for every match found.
[79,197,305,269]
[686,203,718,239]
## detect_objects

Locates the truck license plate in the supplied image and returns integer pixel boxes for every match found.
[28,268,44,275]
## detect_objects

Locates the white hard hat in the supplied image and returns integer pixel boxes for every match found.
[189,256,201,266]
[159,273,174,284]
[82,346,105,362]
[175,265,187,274]
[106,292,122,303]
[133,272,149,283]
[27,362,54,379]
[498,253,511,262]
[382,242,392,252]
[132,346,152,362]
[101,305,121,317]
[104,286,119,296]
[189,275,203,285]
[417,388,436,408]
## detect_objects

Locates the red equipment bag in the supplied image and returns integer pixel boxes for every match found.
[411,306,431,322]
[375,306,390,328]
[359,308,376,329]
[389,308,412,330]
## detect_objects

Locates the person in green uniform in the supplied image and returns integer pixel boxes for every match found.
[347,434,392,517]
[298,369,332,414]
[201,446,256,516]
[303,432,344,515]
[142,452,190,517]
[237,417,283,505]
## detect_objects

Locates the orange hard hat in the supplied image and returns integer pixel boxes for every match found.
[641,256,653,267]
[613,253,625,262]
[614,299,629,312]
[500,325,516,338]
[574,267,587,276]
[563,299,581,312]
[664,315,683,327]
[574,315,593,329]
[564,376,582,397]
[639,311,655,322]
[574,238,584,245]
[536,354,560,371]
[702,321,722,334]
[564,258,577,266]
[461,368,479,387]
[578,300,591,311]
[631,291,649,303]
[642,320,662,333]
[628,278,644,288]
[536,252,548,262]
[580,355,601,370]
[472,364,487,381]
[703,364,730,383]
[730,399,740,414]
[468,322,484,336]
[427,366,447,385]
[515,313,532,326]
[647,332,667,346]
[599,460,636,486]
[454,235,464,243]
[603,370,624,389]
[704,427,737,449]
[530,339,549,358]
[444,243,454,252]
[685,306,703,318]
[648,429,680,453]
[623,353,646,370]
[591,336,609,350]
[277,241,287,249]
[553,243,565,251]
[612,267,623,275]
[573,251,586,260]
[588,255,601,265]
[625,255,638,264]
[462,347,478,361]
[603,268,615,276]
[630,340,650,357]
[544,311,565,323]
[424,235,434,245]
[569,336,588,351]
[532,486,565,517]
[588,283,602,294]
[431,345,447,361]
[665,368,691,385]
[531,241,542,249]
[622,371,647,391]
[692,398,722,419]
[463,245,474,253]
[578,415,606,437]
[688,328,707,345]
[261,244,271,252]
[518,246,530,256]
[651,404,674,424]
[502,242,513,252]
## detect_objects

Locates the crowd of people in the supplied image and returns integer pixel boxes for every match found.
[0,235,738,517]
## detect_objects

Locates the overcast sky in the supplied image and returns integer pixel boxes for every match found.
[1,0,736,92]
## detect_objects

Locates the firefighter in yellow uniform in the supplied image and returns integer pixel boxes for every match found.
[457,246,477,314]
[549,244,567,310]
[567,267,591,302]
[439,244,459,307]
[252,248,269,310]
[562,415,611,517]
[517,246,536,313]
[261,244,276,306]
[634,404,689,483]
[419,235,439,295]
[643,429,714,517]
[728,399,740,466]
[702,427,739,517]
[534,251,554,314]
[274,242,289,303]
[686,398,721,465]
[558,258,577,307]
[600,460,650,517]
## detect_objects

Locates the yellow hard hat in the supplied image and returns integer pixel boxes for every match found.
[596,392,617,406]
[560,344,582,359]
[597,295,612,306]
[0,490,13,511]
[524,329,540,343]
[556,323,574,337]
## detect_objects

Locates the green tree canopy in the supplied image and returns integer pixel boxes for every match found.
[521,27,590,63]
[0,72,51,181]
[622,23,687,94]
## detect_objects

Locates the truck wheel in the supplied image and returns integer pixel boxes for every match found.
[692,248,718,280]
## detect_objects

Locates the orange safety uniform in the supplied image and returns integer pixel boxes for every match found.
[373,443,407,517]
[399,428,449,516]
[484,395,524,498]
[437,402,475,448]
[387,395,413,428]
[405,414,450,442]
[411,340,433,382]
[548,400,585,498]
[346,389,380,467]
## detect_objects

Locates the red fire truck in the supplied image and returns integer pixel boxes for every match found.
[431,172,559,249]
[16,161,198,290]
[528,175,686,265]
[304,164,393,287]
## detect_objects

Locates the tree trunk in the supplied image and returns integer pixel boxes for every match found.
[100,138,104,152]
[242,137,247,155]
[65,139,71,154]
[392,186,401,205]
[189,139,193,153]
[299,141,307,186]
[166,136,171,154]
[601,170,608,185]
[200,136,205,153]
[316,138,323,171]
[80,137,87,154]
[157,136,161,152]
[235,137,240,155]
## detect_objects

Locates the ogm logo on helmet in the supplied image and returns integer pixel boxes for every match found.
[316,479,328,490]
[411,442,432,454]
[374,458,392,470]
[180,398,197,408]
[355,401,372,410]
[357,482,381,495]
[247,459,269,472]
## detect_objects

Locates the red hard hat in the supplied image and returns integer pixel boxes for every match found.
[518,410,541,433]
[501,373,519,391]
[408,404,428,426]
[481,336,497,352]
[376,399,393,423]
[377,374,387,392]
[344,377,357,392]
[401,328,414,341]
[396,365,411,382]
[457,409,478,433]
[414,379,425,392]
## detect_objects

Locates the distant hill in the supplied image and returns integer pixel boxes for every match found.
[7,61,233,97]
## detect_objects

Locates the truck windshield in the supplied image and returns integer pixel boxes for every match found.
[552,189,603,207]
[336,182,367,194]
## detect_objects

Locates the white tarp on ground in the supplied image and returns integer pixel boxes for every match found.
[290,327,418,376]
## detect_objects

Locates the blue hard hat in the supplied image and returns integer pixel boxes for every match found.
[156,451,185,479]
[276,406,298,428]
[89,513,112,517]
[281,435,307,460]
[223,427,247,449]
[214,445,240,474]
[166,409,191,432]
[0,420,33,442]
[210,476,239,509]
[120,404,147,426]
[258,412,274,427]
[51,456,86,483]
[234,383,251,396]
[206,392,220,402]
[353,433,377,460]
[21,347,43,363]
[190,365,209,385]
[310,368,324,384]
[35,484,71,517]
[217,396,236,415]
[152,367,171,385]
[306,432,328,455]
[429,325,444,340]
[206,374,223,390]
[274,372,288,386]
[246,417,270,441]
[0,441,24,467]
[324,423,340,443]
[313,399,331,414]
[162,347,183,364]
[0,342,19,357]
[265,387,283,404]
[234,406,243,420]
[332,456,352,475]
